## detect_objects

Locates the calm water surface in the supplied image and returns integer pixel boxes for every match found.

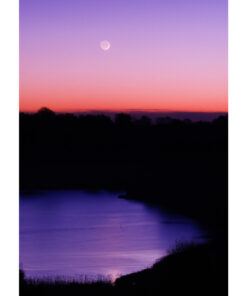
[20,190,206,281]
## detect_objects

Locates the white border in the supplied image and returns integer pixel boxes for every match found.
[229,0,247,295]
[0,0,19,295]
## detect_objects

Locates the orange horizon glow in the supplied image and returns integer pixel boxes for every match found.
[20,0,227,114]
[19,92,228,113]
[19,106,228,114]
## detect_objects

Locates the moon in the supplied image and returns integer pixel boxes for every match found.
[100,40,111,51]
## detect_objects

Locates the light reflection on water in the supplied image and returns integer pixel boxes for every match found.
[20,190,206,280]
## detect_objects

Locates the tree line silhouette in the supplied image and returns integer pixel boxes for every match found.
[20,107,227,233]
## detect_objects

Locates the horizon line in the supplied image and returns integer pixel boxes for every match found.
[19,108,228,114]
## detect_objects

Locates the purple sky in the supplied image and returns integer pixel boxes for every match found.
[20,0,228,112]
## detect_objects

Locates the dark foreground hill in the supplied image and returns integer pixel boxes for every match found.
[115,241,227,296]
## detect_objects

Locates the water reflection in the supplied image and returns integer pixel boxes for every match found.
[20,190,206,280]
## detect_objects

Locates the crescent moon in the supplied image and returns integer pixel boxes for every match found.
[100,40,111,51]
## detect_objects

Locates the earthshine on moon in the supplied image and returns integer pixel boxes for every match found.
[100,40,111,51]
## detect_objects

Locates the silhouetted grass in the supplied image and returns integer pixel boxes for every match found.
[20,270,114,296]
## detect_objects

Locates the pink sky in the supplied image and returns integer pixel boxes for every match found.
[20,0,228,112]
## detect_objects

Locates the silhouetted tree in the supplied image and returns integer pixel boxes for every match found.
[156,116,173,125]
[115,113,132,127]
[36,107,56,119]
[135,115,151,127]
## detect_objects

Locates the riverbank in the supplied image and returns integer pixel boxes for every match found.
[20,112,227,236]
[20,241,227,296]
[115,241,227,296]
[19,271,114,296]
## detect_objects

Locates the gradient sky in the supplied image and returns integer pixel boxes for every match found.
[20,0,228,112]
